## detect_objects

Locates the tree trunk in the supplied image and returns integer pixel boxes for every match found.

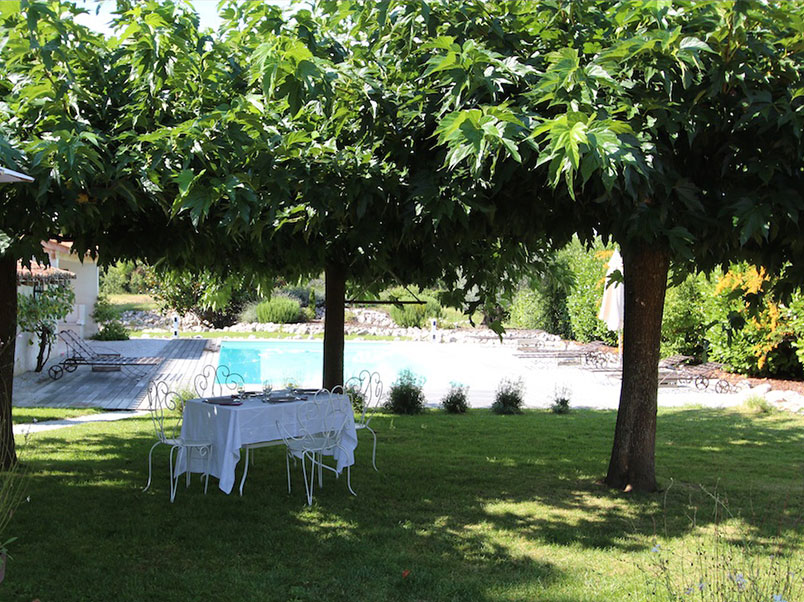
[0,255,18,469]
[323,262,346,390]
[604,242,669,493]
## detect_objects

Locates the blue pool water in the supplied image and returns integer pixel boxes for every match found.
[217,339,516,390]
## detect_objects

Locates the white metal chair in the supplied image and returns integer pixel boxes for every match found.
[239,437,284,497]
[345,370,383,471]
[143,380,212,502]
[277,389,356,506]
[193,364,245,398]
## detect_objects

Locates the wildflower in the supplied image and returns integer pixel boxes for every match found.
[728,572,746,591]
[684,586,694,595]
[698,582,706,592]
[402,569,411,579]
[25,496,30,503]
[772,595,786,602]
[651,543,661,553]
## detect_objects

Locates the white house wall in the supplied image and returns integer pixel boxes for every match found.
[13,284,39,375]
[58,255,99,338]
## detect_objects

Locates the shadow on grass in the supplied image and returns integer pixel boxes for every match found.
[7,407,804,601]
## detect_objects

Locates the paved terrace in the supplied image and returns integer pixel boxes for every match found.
[13,338,216,410]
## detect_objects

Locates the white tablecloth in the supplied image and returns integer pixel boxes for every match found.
[176,393,357,494]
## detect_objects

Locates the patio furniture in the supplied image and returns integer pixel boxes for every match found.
[193,364,245,398]
[278,389,357,506]
[143,380,212,503]
[48,330,163,380]
[345,370,383,471]
[176,390,357,497]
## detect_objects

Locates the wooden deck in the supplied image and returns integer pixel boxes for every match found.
[12,339,216,410]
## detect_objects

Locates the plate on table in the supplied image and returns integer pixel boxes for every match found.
[266,390,306,403]
[204,398,244,406]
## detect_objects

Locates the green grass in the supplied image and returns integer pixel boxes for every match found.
[12,407,106,425]
[4,408,804,601]
[107,293,158,312]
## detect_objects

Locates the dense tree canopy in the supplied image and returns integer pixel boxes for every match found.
[1,0,802,493]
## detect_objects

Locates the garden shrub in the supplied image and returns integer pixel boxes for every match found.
[100,261,150,295]
[238,301,260,323]
[550,385,571,414]
[661,272,716,361]
[148,269,254,328]
[491,378,524,414]
[706,264,802,378]
[17,283,75,371]
[91,320,130,341]
[345,382,366,413]
[99,263,128,294]
[90,294,129,341]
[562,238,618,345]
[441,383,469,414]
[382,286,442,328]
[507,289,544,329]
[385,369,425,414]
[740,394,774,415]
[255,296,301,324]
[277,285,310,307]
[507,252,574,337]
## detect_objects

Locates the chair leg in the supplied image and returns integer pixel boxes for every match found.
[317,451,323,487]
[143,441,161,492]
[346,465,357,497]
[286,450,292,493]
[169,446,179,503]
[301,452,314,506]
[203,446,211,495]
[366,426,378,471]
[239,448,250,496]
[186,447,192,488]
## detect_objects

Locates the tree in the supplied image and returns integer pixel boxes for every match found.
[91,0,554,390]
[383,0,804,491]
[0,0,121,467]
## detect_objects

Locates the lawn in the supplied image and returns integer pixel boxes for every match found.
[107,293,158,313]
[4,407,804,601]
[11,407,106,425]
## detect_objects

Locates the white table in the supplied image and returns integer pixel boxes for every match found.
[176,393,357,494]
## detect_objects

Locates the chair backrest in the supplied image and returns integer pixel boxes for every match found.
[344,370,383,426]
[59,330,97,359]
[194,364,245,398]
[279,389,349,452]
[146,380,185,442]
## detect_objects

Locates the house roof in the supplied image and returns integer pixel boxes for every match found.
[0,166,34,183]
[17,261,76,286]
[42,239,73,255]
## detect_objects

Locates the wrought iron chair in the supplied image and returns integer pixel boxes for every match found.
[143,380,212,502]
[193,364,245,398]
[277,389,356,506]
[345,370,383,471]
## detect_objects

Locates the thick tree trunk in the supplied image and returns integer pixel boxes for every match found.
[0,255,18,469]
[323,262,346,390]
[604,242,669,492]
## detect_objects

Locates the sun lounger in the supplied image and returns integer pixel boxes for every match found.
[47,330,163,380]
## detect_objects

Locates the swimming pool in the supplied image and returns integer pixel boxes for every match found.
[217,339,521,391]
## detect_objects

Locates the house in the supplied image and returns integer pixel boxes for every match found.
[14,240,100,374]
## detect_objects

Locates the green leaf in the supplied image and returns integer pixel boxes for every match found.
[422,51,459,77]
[679,37,714,53]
